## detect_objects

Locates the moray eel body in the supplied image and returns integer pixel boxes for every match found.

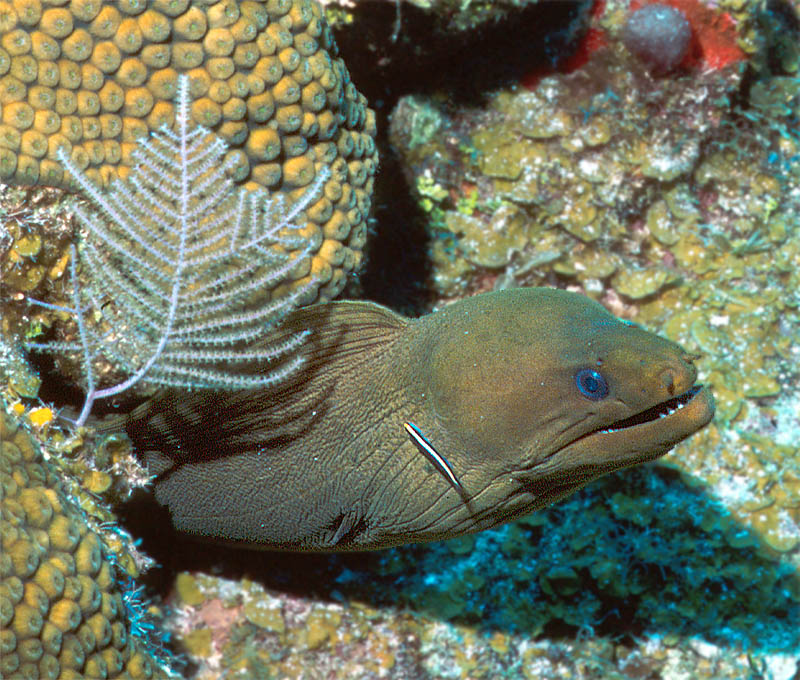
[124,288,714,551]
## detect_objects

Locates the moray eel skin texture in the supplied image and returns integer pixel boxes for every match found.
[123,287,715,551]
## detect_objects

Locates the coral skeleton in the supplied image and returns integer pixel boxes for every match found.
[26,75,325,426]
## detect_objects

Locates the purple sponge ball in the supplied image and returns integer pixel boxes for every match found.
[623,4,692,73]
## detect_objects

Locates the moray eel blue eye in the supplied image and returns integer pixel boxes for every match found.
[575,369,609,400]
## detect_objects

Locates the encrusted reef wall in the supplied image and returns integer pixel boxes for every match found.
[389,0,800,559]
[358,0,799,673]
[121,0,800,672]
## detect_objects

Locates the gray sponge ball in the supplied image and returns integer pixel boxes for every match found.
[623,4,692,73]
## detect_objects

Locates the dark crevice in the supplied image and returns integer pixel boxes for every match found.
[334,0,592,312]
[335,0,591,108]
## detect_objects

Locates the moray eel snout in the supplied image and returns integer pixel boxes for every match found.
[124,287,714,550]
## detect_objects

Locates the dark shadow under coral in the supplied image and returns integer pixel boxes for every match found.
[354,148,436,316]
[335,0,591,108]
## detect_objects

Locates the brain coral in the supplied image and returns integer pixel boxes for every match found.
[0,0,377,302]
[0,407,170,679]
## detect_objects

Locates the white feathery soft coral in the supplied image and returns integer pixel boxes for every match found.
[27,75,326,426]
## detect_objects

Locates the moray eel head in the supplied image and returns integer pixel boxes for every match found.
[416,288,714,520]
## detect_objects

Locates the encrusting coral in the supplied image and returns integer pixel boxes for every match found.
[0,0,380,671]
[0,0,377,303]
[1,0,379,411]
[0,404,173,678]
[382,4,800,674]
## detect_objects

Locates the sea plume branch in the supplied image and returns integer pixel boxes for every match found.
[26,75,325,426]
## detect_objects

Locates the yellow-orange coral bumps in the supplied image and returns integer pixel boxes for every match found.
[0,406,170,679]
[0,0,377,302]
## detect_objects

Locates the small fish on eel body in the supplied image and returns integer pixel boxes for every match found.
[117,287,714,551]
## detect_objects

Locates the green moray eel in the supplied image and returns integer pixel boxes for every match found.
[121,287,714,551]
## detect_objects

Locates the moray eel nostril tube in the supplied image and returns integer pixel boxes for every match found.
[119,287,714,551]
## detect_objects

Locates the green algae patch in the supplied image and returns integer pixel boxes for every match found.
[183,629,213,658]
[243,598,285,634]
[611,266,676,299]
[175,573,206,607]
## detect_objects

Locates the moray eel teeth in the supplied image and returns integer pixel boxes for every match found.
[552,383,714,468]
[511,382,713,512]
[524,381,714,513]
[596,384,704,434]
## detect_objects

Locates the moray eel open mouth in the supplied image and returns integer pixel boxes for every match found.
[511,384,713,512]
[595,384,704,434]
[568,382,714,460]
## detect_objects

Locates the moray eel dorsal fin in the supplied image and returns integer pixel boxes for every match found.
[125,300,407,466]
[122,288,714,551]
